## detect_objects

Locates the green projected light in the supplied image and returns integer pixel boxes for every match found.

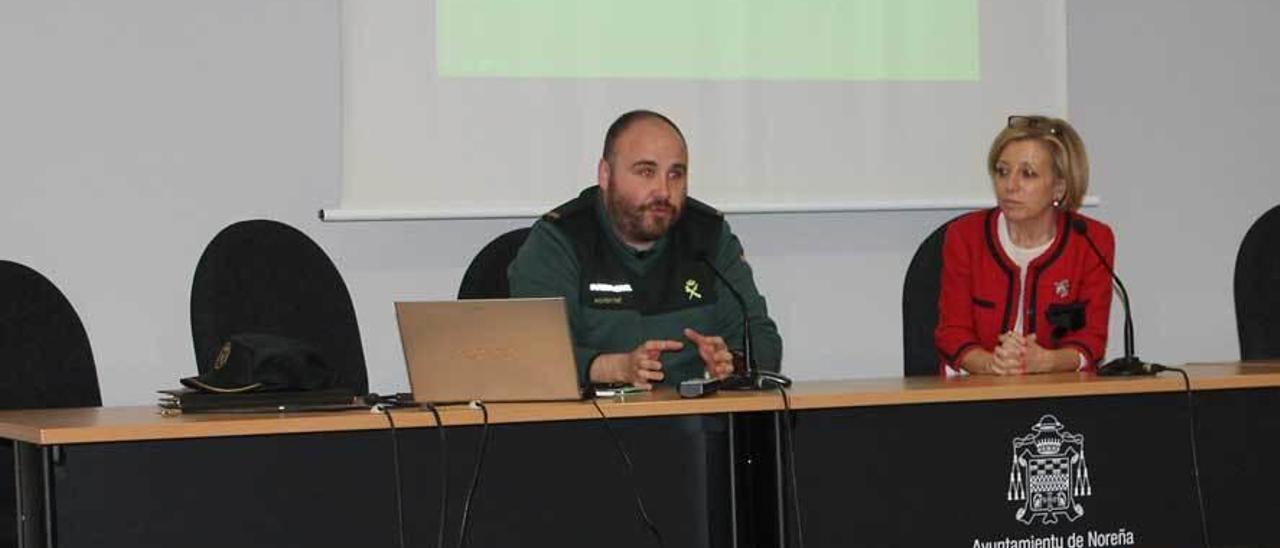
[437,0,979,80]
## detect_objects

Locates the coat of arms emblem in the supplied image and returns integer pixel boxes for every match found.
[1007,415,1092,524]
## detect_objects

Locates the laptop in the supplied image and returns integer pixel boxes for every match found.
[394,298,583,403]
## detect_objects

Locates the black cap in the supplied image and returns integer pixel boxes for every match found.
[181,333,337,393]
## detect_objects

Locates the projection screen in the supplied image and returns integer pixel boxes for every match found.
[328,0,1068,220]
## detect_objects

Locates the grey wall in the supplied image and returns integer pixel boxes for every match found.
[1066,0,1280,367]
[1,1,1277,405]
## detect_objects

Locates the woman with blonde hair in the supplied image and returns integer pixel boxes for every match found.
[935,115,1114,375]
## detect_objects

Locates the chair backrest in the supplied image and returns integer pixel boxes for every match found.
[1235,204,1280,360]
[0,260,101,409]
[190,220,367,393]
[902,219,955,376]
[458,227,533,300]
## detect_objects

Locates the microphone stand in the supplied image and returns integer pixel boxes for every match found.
[1070,219,1163,376]
[700,257,792,389]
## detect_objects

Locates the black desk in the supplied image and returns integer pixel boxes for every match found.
[769,363,1280,547]
[5,362,1280,548]
[790,388,1280,547]
[6,411,736,548]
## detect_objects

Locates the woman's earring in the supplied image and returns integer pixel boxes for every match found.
[1053,197,1062,208]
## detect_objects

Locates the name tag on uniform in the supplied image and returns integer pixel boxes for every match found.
[588,282,633,306]
[588,282,633,293]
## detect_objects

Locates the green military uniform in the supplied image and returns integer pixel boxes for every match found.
[508,187,783,386]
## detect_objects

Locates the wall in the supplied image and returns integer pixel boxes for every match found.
[1,0,1276,404]
[1066,0,1280,368]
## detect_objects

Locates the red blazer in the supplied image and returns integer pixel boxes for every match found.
[934,209,1115,374]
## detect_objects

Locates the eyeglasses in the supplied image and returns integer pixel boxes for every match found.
[1007,115,1061,135]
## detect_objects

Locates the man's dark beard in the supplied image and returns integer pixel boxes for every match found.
[605,189,682,245]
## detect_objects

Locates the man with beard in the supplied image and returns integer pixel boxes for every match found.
[508,110,782,389]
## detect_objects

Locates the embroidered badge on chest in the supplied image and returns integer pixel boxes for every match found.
[684,279,702,300]
[1054,279,1070,298]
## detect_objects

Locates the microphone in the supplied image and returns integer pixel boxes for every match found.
[1069,218,1165,376]
[696,253,792,390]
[698,253,754,376]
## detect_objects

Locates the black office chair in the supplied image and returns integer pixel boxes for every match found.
[901,219,956,376]
[190,220,368,393]
[0,260,101,546]
[1234,204,1280,360]
[0,260,102,409]
[458,227,533,299]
